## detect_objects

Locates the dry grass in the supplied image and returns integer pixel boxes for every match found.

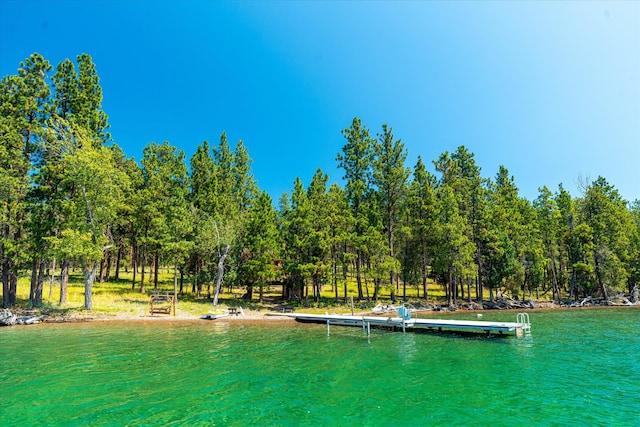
[9,268,472,319]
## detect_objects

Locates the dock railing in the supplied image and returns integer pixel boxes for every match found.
[516,312,532,337]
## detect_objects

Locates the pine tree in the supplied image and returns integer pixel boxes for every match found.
[406,156,439,301]
[371,124,409,301]
[482,166,522,301]
[579,177,634,301]
[139,141,191,292]
[0,53,52,307]
[336,117,375,300]
[434,146,485,301]
[238,191,279,302]
[533,186,562,301]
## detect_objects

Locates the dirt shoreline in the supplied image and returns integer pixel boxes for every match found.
[21,310,298,325]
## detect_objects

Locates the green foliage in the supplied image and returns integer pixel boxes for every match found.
[576,177,635,298]
[2,53,638,310]
[237,191,279,300]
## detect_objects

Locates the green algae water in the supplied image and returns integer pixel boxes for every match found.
[1,308,639,426]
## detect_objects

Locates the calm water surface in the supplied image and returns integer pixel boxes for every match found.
[1,308,639,426]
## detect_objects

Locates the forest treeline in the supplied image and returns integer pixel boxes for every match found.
[2,53,639,310]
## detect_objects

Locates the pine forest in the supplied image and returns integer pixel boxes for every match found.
[2,53,639,311]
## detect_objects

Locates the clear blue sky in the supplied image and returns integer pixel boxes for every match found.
[2,0,638,202]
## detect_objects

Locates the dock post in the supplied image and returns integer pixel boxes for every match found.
[367,321,371,337]
[327,320,330,336]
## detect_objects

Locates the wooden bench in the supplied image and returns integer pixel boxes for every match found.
[276,305,294,313]
[148,294,174,315]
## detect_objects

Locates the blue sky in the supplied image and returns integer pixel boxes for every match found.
[1,0,638,202]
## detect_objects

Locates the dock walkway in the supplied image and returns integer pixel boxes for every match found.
[278,311,531,337]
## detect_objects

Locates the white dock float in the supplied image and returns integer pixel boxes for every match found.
[279,311,531,337]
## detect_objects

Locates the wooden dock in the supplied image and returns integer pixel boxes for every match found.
[277,311,531,338]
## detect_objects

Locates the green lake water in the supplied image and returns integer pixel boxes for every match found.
[1,308,639,426]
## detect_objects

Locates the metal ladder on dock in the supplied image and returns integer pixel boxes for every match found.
[516,312,532,336]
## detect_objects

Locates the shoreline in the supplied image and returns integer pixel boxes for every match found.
[3,301,638,327]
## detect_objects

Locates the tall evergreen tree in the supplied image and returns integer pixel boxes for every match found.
[371,124,409,301]
[139,141,191,292]
[406,156,439,301]
[237,191,279,302]
[433,184,476,306]
[482,166,522,301]
[326,183,351,302]
[627,200,640,297]
[434,146,486,301]
[0,53,52,307]
[336,117,374,300]
[306,169,332,302]
[534,186,562,301]
[578,177,634,301]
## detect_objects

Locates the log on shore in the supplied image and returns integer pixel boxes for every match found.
[482,298,534,310]
[0,308,17,326]
[0,308,43,326]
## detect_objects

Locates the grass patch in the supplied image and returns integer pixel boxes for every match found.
[6,268,492,317]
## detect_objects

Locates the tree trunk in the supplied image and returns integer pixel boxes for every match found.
[356,252,364,300]
[333,248,339,302]
[99,254,105,284]
[402,271,407,302]
[1,242,6,307]
[35,261,45,307]
[477,250,484,302]
[82,261,99,310]
[153,252,159,290]
[105,250,112,283]
[140,242,146,294]
[2,254,10,308]
[451,275,457,306]
[212,244,230,306]
[173,260,178,317]
[60,260,69,304]
[115,241,123,281]
[304,278,309,306]
[342,243,348,303]
[9,270,17,307]
[422,250,429,302]
[2,228,18,307]
[30,258,39,305]
[389,272,396,303]
[549,248,560,303]
[131,244,137,291]
[447,269,452,306]
[194,263,199,296]
[313,274,321,303]
[594,254,609,302]
[48,258,55,300]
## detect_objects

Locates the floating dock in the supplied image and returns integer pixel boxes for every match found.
[278,310,531,338]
